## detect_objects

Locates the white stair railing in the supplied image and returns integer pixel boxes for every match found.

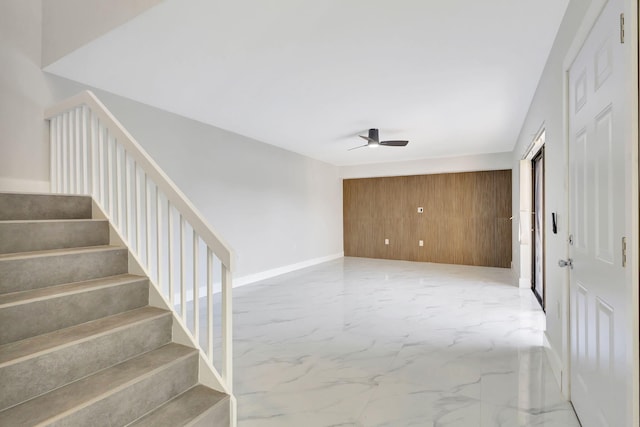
[45,91,235,400]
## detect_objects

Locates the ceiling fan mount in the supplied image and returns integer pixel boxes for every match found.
[350,128,409,151]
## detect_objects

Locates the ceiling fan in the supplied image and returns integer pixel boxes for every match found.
[349,128,409,151]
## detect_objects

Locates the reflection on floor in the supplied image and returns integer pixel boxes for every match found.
[230,257,580,426]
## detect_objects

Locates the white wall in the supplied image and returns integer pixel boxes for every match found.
[47,76,344,280]
[0,0,52,192]
[1,0,343,281]
[0,0,159,191]
[340,152,512,179]
[42,0,161,67]
[511,0,592,393]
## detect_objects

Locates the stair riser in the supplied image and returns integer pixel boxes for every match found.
[128,385,230,427]
[0,194,92,220]
[0,313,172,411]
[48,353,199,427]
[188,400,231,427]
[0,221,109,254]
[0,248,128,294]
[0,279,149,344]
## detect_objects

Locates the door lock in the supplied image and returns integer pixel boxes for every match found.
[558,258,573,269]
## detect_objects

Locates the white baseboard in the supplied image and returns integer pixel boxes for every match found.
[519,277,530,288]
[543,332,565,397]
[0,177,49,193]
[234,252,344,288]
[176,252,344,302]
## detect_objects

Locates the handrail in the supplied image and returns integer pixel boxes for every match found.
[45,91,235,404]
[45,91,234,270]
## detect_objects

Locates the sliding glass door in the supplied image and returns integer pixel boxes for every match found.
[531,148,544,309]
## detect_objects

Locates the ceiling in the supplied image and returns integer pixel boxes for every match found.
[45,0,570,166]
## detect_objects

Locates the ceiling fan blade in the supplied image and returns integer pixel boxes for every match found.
[348,144,369,151]
[359,135,376,143]
[379,140,409,147]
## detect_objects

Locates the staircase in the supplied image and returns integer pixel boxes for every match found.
[0,192,231,426]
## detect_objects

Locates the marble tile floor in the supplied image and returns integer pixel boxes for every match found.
[195,257,580,426]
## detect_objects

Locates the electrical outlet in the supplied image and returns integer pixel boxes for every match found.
[419,240,424,247]
[417,207,424,213]
[385,238,389,245]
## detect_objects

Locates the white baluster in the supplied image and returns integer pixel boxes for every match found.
[222,265,232,391]
[75,108,81,193]
[62,112,68,193]
[168,201,175,306]
[82,106,89,195]
[180,215,187,320]
[68,110,75,193]
[193,232,200,344]
[156,189,163,288]
[125,153,132,243]
[207,248,214,359]
[115,143,124,231]
[141,171,152,272]
[57,116,63,193]
[135,164,142,257]
[107,131,115,218]
[50,117,58,192]
[98,123,105,206]
[90,112,98,199]
[145,175,152,270]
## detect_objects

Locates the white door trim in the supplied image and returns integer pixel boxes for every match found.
[560,0,639,424]
[518,128,545,290]
[630,2,639,424]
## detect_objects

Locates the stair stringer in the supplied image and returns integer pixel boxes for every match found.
[91,199,237,424]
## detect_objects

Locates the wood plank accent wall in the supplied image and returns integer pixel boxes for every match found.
[343,170,512,268]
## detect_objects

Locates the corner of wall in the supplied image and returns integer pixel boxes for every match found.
[41,0,162,67]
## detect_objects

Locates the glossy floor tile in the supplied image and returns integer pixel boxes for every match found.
[231,257,579,426]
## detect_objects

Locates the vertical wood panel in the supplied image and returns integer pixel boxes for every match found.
[343,170,512,268]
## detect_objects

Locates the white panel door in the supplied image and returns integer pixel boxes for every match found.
[568,0,630,426]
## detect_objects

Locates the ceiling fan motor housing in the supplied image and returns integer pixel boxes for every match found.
[369,128,379,141]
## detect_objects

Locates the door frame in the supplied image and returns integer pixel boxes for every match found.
[560,0,639,422]
[531,146,545,310]
[518,128,546,291]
